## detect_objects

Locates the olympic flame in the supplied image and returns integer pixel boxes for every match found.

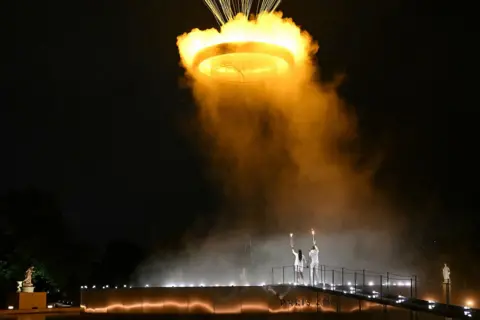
[177,12,317,74]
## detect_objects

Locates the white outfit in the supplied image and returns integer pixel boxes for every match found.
[292,249,305,272]
[309,247,319,264]
[309,246,319,282]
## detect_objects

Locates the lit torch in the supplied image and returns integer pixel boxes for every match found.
[311,228,315,244]
[290,233,294,247]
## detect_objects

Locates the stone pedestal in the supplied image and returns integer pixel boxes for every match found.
[21,286,35,293]
[7,292,47,310]
[442,280,451,305]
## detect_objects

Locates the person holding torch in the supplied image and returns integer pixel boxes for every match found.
[290,233,306,284]
[309,229,320,285]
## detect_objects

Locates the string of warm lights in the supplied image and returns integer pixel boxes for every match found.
[79,280,417,291]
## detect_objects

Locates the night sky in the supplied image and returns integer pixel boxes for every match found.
[3,0,474,254]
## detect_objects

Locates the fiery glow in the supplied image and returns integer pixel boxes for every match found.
[85,299,336,314]
[177,12,316,79]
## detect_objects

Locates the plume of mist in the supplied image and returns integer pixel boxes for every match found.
[135,231,414,286]
[134,14,416,286]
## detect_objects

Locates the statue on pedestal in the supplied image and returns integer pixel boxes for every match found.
[442,263,451,305]
[21,266,35,292]
[442,263,450,283]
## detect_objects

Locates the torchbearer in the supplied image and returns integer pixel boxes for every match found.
[290,233,305,284]
[292,248,306,285]
[309,229,319,285]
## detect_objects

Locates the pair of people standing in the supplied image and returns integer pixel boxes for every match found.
[291,239,319,284]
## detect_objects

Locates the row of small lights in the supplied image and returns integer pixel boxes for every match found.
[80,280,412,290]
[347,281,411,287]
[426,299,474,318]
[78,282,408,304]
[80,282,267,290]
[390,296,474,317]
[428,300,473,318]
[310,281,411,287]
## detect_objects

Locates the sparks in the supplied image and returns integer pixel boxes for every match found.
[203,0,282,25]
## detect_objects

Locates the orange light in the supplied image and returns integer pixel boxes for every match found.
[192,42,294,81]
[177,12,316,81]
[466,300,474,307]
[84,299,339,314]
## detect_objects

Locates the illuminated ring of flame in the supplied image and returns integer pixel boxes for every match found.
[192,41,295,82]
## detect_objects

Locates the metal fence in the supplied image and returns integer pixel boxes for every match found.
[270,264,418,299]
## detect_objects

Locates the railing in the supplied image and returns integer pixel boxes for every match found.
[270,264,418,299]
[86,264,418,300]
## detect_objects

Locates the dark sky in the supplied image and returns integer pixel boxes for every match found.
[2,1,474,248]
